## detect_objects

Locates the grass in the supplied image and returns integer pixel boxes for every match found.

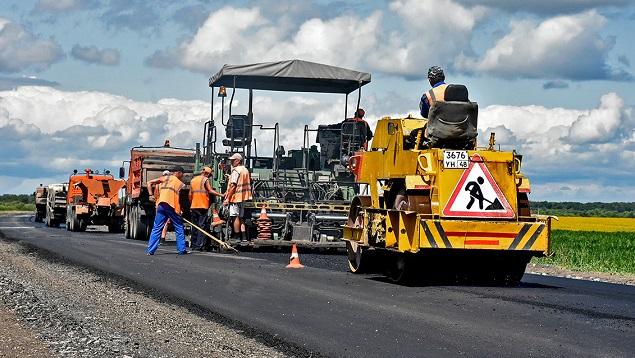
[0,203,35,211]
[552,216,635,232]
[536,230,635,275]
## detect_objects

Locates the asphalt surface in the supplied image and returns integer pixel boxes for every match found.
[1,214,634,357]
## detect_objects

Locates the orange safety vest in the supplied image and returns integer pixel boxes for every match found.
[157,175,184,214]
[230,165,252,203]
[190,175,210,209]
[425,83,448,106]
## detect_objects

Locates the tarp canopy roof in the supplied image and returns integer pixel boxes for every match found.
[209,59,371,94]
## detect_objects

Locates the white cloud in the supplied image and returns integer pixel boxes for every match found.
[568,92,624,143]
[1,86,633,201]
[477,93,635,197]
[368,0,486,77]
[149,6,382,74]
[456,11,631,80]
[71,45,120,66]
[0,18,65,73]
[0,86,352,194]
[147,1,486,80]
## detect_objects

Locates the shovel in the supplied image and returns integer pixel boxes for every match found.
[483,197,504,210]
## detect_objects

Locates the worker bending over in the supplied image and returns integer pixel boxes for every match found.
[189,166,223,251]
[146,166,188,255]
[223,153,252,242]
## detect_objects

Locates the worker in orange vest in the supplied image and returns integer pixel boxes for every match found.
[189,166,224,251]
[419,66,448,118]
[223,153,252,242]
[146,166,188,255]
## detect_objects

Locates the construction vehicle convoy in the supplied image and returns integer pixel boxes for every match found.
[33,185,47,223]
[342,85,551,284]
[202,59,370,248]
[29,59,550,286]
[121,146,196,240]
[65,169,125,232]
[45,183,68,228]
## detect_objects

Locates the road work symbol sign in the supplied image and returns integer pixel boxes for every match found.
[443,153,514,218]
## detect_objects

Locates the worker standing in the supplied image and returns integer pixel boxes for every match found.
[419,66,448,118]
[223,153,252,242]
[146,166,188,255]
[189,166,223,251]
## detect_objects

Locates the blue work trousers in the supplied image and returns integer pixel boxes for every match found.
[147,203,187,254]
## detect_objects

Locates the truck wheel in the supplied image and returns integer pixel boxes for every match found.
[70,212,81,232]
[132,206,148,241]
[78,218,87,232]
[124,208,132,239]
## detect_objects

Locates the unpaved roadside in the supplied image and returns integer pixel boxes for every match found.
[527,263,635,286]
[0,306,54,357]
[0,239,294,358]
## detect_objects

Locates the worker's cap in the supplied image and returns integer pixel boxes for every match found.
[172,166,185,173]
[228,153,242,161]
[427,66,445,80]
[355,108,365,117]
[162,170,170,176]
[201,166,212,174]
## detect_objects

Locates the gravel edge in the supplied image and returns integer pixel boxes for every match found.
[0,231,327,358]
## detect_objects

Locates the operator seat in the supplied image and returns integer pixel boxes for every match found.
[425,84,478,150]
[222,114,252,148]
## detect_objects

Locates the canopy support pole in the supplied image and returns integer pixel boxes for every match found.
[345,93,348,120]
[356,81,362,114]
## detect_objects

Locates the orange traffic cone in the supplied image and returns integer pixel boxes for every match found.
[258,205,269,220]
[211,208,225,226]
[285,244,304,269]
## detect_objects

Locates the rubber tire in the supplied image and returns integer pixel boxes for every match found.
[132,206,148,241]
[124,208,132,239]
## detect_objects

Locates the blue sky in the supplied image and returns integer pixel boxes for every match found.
[0,0,634,201]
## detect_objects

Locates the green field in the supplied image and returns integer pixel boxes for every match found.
[0,194,35,212]
[536,230,635,275]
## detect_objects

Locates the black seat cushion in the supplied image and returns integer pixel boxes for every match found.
[444,84,469,102]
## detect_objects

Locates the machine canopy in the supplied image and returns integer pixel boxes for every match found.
[209,59,371,94]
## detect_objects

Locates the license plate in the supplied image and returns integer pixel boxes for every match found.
[443,150,468,169]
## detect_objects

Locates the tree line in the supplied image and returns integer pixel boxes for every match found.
[530,201,635,218]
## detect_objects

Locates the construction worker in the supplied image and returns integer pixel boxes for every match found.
[146,166,188,255]
[189,166,224,251]
[160,170,170,241]
[344,108,373,143]
[223,153,252,242]
[419,66,448,118]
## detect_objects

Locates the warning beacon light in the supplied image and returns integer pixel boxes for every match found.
[218,86,227,98]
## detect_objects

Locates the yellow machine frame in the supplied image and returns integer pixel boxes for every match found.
[343,116,551,283]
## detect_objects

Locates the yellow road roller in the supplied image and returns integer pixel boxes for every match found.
[343,113,551,285]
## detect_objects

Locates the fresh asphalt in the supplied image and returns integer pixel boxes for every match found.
[0,214,633,357]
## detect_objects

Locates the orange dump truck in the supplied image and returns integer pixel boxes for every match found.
[66,169,126,232]
[121,146,196,241]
